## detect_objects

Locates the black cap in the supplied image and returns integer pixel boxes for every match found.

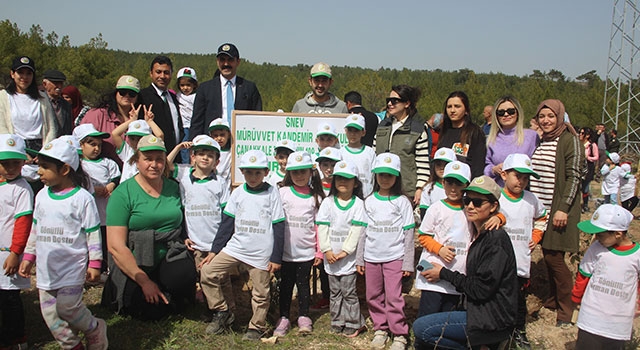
[216,43,239,59]
[43,69,66,82]
[12,56,35,72]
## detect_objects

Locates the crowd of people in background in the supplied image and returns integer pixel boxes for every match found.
[1,44,639,350]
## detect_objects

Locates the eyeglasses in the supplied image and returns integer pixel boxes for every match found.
[386,97,407,105]
[117,89,138,98]
[496,108,517,117]
[462,195,490,207]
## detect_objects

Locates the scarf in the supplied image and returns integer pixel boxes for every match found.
[535,99,577,141]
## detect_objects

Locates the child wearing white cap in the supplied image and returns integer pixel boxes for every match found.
[316,147,342,197]
[167,135,233,309]
[619,163,638,213]
[415,161,472,317]
[74,124,121,272]
[199,150,285,341]
[0,134,33,349]
[600,151,623,205]
[273,151,325,336]
[18,137,107,349]
[208,119,232,188]
[111,105,164,182]
[572,204,639,349]
[419,147,456,219]
[316,160,367,337]
[176,67,198,163]
[340,114,375,196]
[356,153,414,349]
[315,122,340,153]
[498,153,548,347]
[266,139,297,188]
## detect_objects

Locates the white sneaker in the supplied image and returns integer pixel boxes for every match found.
[389,335,407,350]
[370,330,388,349]
[86,318,108,350]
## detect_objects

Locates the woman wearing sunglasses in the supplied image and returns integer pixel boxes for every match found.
[374,84,431,205]
[413,175,518,350]
[485,96,539,186]
[528,99,581,329]
[81,75,144,167]
[438,91,486,178]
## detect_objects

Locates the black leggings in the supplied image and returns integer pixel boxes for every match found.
[622,196,639,213]
[0,289,25,346]
[279,260,313,318]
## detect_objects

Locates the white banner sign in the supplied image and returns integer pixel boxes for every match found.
[232,111,349,186]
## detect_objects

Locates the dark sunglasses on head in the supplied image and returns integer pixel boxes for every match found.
[386,97,406,105]
[117,89,138,98]
[496,108,517,117]
[462,195,490,207]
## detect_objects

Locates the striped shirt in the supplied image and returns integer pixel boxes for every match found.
[529,138,558,210]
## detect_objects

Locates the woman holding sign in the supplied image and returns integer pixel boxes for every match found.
[374,85,431,204]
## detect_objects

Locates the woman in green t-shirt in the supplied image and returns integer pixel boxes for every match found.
[102,135,196,320]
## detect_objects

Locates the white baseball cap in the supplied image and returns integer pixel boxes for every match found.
[176,67,197,81]
[35,137,80,171]
[0,134,27,160]
[607,151,620,164]
[73,124,109,142]
[316,147,341,162]
[433,147,456,163]
[344,114,365,131]
[191,135,220,152]
[372,153,401,176]
[57,135,81,153]
[316,122,337,137]
[333,160,357,179]
[208,118,230,132]
[502,153,540,179]
[126,120,152,136]
[274,139,297,153]
[577,204,633,233]
[443,161,471,184]
[621,163,631,173]
[286,151,314,171]
[239,150,268,169]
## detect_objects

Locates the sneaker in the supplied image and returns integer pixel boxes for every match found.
[205,310,233,334]
[85,318,108,350]
[330,325,344,334]
[242,329,263,341]
[297,316,313,334]
[370,330,388,349]
[389,335,408,350]
[513,329,532,350]
[343,325,366,338]
[310,298,330,310]
[273,317,290,337]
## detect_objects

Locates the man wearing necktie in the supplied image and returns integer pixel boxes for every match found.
[189,43,262,140]
[139,55,184,161]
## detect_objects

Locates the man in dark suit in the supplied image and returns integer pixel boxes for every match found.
[189,43,262,139]
[139,55,184,161]
[42,69,73,136]
[344,91,379,147]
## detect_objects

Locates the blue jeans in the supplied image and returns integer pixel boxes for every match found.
[413,311,468,349]
[180,128,190,163]
[413,311,468,350]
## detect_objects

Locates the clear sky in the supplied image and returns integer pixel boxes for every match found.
[1,0,612,80]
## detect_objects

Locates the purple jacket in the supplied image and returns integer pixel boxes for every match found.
[485,128,539,186]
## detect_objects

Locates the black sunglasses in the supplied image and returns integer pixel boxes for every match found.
[386,97,407,105]
[496,108,517,117]
[462,195,490,207]
[117,89,138,98]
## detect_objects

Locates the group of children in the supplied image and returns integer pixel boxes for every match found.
[599,151,639,213]
[1,78,639,349]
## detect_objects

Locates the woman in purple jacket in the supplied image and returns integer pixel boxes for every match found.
[484,95,539,186]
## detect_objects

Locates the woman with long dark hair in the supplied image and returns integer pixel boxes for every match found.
[0,56,57,150]
[579,127,598,212]
[374,84,431,204]
[438,91,486,178]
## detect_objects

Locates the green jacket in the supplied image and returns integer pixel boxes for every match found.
[540,130,583,253]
